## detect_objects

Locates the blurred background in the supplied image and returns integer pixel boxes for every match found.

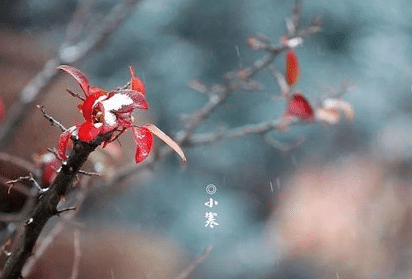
[1,0,412,278]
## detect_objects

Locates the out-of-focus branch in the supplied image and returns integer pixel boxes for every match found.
[184,119,301,146]
[175,245,212,279]
[0,0,141,150]
[107,4,322,187]
[69,229,81,279]
[0,152,37,175]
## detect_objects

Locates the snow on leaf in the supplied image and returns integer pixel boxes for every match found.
[107,90,148,110]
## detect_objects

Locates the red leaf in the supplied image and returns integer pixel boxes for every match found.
[144,124,186,162]
[78,121,102,142]
[89,86,106,96]
[78,92,106,122]
[132,126,153,163]
[58,65,91,96]
[129,66,146,95]
[57,127,75,160]
[286,93,314,119]
[285,49,299,87]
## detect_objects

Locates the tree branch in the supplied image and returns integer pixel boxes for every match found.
[0,134,110,279]
[106,6,322,187]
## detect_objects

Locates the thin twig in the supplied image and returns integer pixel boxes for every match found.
[5,174,45,194]
[106,4,322,187]
[37,105,67,132]
[186,118,303,146]
[66,89,85,101]
[268,64,289,96]
[78,170,101,176]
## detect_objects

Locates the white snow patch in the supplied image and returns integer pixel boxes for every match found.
[101,94,134,126]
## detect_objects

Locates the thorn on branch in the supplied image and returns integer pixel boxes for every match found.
[37,105,67,132]
[78,170,101,176]
[66,89,85,101]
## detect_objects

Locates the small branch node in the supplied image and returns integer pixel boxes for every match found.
[6,173,45,194]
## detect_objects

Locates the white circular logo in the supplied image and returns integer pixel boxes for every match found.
[205,184,217,195]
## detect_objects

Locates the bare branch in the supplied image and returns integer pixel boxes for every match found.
[37,105,67,132]
[106,3,323,187]
[78,170,101,176]
[66,89,85,101]
[185,118,304,146]
[1,133,111,279]
[22,176,90,277]
[6,173,44,194]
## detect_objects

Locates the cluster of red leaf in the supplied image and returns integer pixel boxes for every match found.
[282,45,353,124]
[57,65,186,164]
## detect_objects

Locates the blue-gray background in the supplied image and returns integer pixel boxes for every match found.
[2,0,412,278]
